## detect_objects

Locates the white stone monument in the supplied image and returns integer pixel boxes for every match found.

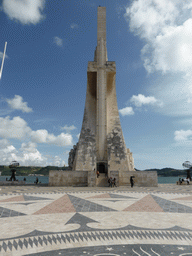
[71,7,135,179]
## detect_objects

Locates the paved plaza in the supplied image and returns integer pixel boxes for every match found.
[0,184,192,255]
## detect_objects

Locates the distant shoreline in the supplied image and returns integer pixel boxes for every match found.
[0,166,190,177]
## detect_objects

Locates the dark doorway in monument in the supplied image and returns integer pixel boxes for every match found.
[98,163,105,173]
[97,162,108,175]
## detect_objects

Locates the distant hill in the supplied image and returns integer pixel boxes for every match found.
[135,168,190,177]
[0,166,190,177]
[0,166,71,176]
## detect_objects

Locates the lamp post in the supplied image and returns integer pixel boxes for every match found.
[0,42,7,80]
[182,161,192,180]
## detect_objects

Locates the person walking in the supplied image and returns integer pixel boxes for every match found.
[130,176,134,188]
[113,178,117,187]
[108,177,112,187]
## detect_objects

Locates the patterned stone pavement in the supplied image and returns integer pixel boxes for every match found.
[0,185,192,255]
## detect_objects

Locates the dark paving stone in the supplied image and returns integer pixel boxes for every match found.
[65,212,98,232]
[109,193,136,199]
[0,206,26,218]
[23,244,192,256]
[151,194,192,213]
[7,241,12,251]
[2,242,7,252]
[18,239,23,249]
[15,202,35,206]
[67,194,117,212]
[13,240,18,250]
[23,195,52,201]
[23,238,28,249]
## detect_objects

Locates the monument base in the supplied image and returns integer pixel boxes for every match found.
[49,170,158,187]
[0,181,26,186]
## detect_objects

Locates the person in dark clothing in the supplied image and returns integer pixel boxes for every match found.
[9,169,16,181]
[113,178,117,187]
[34,177,39,184]
[108,177,112,187]
[130,176,134,188]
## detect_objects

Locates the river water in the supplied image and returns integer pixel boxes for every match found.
[0,176,185,184]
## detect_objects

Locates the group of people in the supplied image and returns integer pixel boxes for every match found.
[179,177,190,185]
[108,177,117,187]
[96,169,135,187]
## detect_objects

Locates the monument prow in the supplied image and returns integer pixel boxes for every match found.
[70,7,135,184]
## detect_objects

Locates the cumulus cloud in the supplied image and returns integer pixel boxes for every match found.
[125,0,178,40]
[141,19,192,74]
[174,130,192,142]
[0,116,73,146]
[50,155,65,167]
[0,116,31,139]
[70,23,78,29]
[125,0,192,117]
[21,142,37,153]
[1,141,47,166]
[0,139,16,154]
[130,94,162,107]
[125,0,192,74]
[30,129,73,146]
[61,125,76,132]
[6,95,33,113]
[0,139,66,166]
[0,139,17,165]
[2,0,46,25]
[53,36,63,47]
[119,107,134,116]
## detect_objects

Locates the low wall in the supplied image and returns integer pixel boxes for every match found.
[119,171,158,187]
[49,170,88,186]
[0,181,25,186]
[88,170,96,187]
[49,170,158,187]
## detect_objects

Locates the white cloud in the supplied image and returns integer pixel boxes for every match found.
[125,0,192,74]
[61,125,76,132]
[119,107,134,116]
[130,94,162,107]
[125,0,178,40]
[0,139,66,166]
[0,116,73,147]
[125,0,192,117]
[6,95,33,113]
[53,36,63,47]
[142,19,192,74]
[76,133,80,139]
[174,130,192,142]
[30,129,73,146]
[0,139,16,154]
[70,23,78,29]
[2,0,46,25]
[0,116,31,139]
[0,138,10,148]
[21,142,37,153]
[51,155,65,167]
[0,139,17,165]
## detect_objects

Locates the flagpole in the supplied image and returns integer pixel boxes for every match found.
[0,42,7,80]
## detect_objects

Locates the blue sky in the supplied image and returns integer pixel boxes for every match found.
[0,0,192,169]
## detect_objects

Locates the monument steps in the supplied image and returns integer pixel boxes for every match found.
[96,173,108,187]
